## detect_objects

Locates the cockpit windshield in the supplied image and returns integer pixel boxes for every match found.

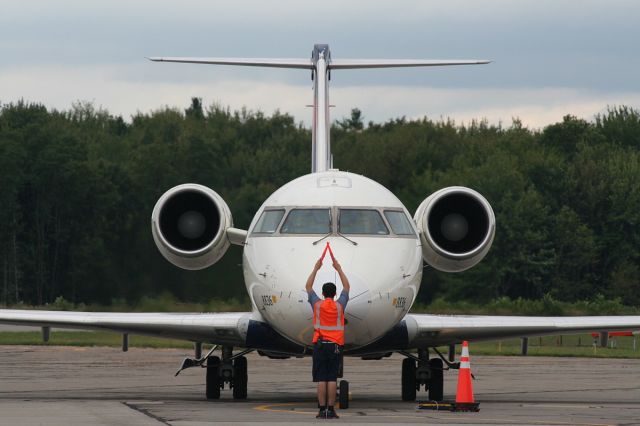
[251,206,416,238]
[253,209,285,234]
[281,208,331,234]
[384,210,416,236]
[339,209,389,235]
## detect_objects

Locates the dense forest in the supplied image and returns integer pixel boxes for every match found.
[1,99,639,308]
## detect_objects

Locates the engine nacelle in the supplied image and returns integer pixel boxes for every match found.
[414,186,495,272]
[151,183,233,270]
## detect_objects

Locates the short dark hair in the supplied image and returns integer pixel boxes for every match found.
[322,282,337,298]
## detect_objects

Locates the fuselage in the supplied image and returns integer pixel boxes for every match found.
[242,170,423,350]
[149,44,491,351]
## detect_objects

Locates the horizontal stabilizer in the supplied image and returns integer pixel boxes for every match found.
[147,57,313,69]
[329,59,491,70]
[148,57,490,71]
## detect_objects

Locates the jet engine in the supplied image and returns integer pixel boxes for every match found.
[151,183,233,270]
[414,186,495,272]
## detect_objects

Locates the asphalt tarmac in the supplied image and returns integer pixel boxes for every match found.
[0,345,639,425]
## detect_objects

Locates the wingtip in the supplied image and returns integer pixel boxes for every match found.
[147,57,161,62]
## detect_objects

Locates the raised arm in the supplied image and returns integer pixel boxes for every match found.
[305,258,323,293]
[332,259,350,293]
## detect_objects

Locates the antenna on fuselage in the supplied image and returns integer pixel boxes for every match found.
[148,46,490,174]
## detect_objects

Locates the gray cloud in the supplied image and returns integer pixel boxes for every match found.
[1,0,639,125]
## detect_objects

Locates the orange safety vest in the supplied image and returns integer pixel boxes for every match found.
[312,298,345,345]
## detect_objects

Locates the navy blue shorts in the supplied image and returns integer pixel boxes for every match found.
[312,341,341,382]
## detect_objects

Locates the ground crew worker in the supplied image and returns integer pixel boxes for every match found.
[305,255,351,419]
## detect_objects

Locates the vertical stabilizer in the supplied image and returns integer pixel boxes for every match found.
[311,44,332,173]
[149,46,490,174]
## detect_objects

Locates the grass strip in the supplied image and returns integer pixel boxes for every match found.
[0,331,193,349]
[0,331,638,358]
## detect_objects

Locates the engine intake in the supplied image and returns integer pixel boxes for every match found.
[151,184,233,270]
[414,186,495,272]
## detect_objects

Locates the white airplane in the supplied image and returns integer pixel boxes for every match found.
[2,44,640,405]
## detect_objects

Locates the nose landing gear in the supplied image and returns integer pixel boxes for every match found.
[338,379,349,409]
[336,354,350,409]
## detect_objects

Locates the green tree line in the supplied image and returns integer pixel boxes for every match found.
[0,99,639,307]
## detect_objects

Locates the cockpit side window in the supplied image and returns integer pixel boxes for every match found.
[253,209,285,234]
[384,210,416,236]
[281,208,331,234]
[339,209,389,235]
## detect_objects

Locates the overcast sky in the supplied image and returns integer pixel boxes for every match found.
[1,0,638,128]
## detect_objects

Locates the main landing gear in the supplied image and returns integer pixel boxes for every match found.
[175,344,253,400]
[400,348,457,402]
[206,346,252,400]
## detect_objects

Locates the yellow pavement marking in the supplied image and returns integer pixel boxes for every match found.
[457,418,614,426]
[254,402,615,425]
[254,402,315,415]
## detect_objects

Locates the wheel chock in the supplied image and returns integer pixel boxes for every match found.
[417,400,480,412]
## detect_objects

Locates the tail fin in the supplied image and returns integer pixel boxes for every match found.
[149,46,490,174]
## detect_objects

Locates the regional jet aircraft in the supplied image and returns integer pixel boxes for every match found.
[2,44,640,404]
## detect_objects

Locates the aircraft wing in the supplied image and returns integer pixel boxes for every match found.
[404,313,640,347]
[0,309,253,347]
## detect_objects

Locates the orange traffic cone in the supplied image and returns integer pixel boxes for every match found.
[417,341,479,412]
[454,341,479,411]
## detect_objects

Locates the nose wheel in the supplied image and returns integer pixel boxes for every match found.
[338,380,349,409]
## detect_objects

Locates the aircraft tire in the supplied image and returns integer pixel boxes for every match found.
[401,358,417,401]
[206,356,221,400]
[232,356,248,400]
[338,380,349,409]
[428,358,444,401]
